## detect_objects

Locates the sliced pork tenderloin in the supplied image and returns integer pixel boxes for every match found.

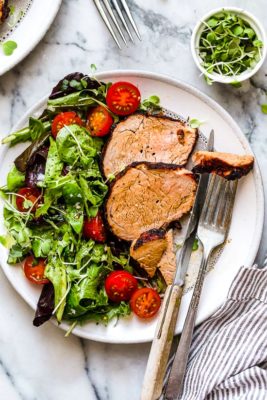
[105,162,197,241]
[130,229,168,278]
[102,114,197,178]
[130,229,176,285]
[158,230,176,285]
[192,151,254,180]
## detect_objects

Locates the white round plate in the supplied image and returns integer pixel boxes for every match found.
[0,0,62,76]
[0,70,264,343]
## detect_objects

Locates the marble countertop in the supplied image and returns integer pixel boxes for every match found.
[0,0,267,399]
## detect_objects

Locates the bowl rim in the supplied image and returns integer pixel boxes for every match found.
[190,6,267,84]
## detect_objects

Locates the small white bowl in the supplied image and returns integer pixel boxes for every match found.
[191,7,267,84]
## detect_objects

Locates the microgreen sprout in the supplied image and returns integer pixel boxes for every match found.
[189,118,205,129]
[198,10,263,79]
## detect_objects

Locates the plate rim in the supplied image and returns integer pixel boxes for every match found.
[0,0,62,76]
[0,69,264,343]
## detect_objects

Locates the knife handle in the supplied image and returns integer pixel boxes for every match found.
[141,284,183,400]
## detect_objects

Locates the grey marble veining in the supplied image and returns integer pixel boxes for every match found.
[0,0,267,399]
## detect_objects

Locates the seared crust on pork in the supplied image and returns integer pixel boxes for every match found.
[0,0,9,23]
[158,230,176,285]
[105,162,197,241]
[192,151,254,180]
[102,114,197,177]
[130,229,168,278]
[130,229,176,284]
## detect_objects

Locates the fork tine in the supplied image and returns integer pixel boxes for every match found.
[199,174,216,223]
[221,181,237,229]
[93,0,122,49]
[206,177,224,225]
[120,0,141,40]
[111,0,134,42]
[102,0,128,45]
[211,178,229,226]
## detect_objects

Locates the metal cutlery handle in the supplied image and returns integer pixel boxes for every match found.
[141,284,183,400]
[164,248,212,399]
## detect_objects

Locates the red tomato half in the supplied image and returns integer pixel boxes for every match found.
[23,256,49,285]
[16,187,42,212]
[105,271,138,303]
[86,105,113,137]
[130,288,161,319]
[106,81,141,116]
[83,212,106,242]
[51,111,83,138]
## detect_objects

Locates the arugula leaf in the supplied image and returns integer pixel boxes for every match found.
[62,179,83,205]
[44,137,64,184]
[31,227,54,258]
[29,118,45,141]
[79,175,107,217]
[65,203,84,234]
[7,243,28,264]
[64,265,109,318]
[47,90,107,111]
[73,302,131,324]
[45,256,67,322]
[0,233,15,249]
[56,124,102,166]
[7,165,25,191]
[35,188,61,217]
[2,121,51,147]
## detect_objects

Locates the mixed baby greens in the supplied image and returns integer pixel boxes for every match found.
[198,10,263,79]
[0,73,165,329]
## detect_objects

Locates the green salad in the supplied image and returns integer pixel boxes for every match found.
[0,73,164,331]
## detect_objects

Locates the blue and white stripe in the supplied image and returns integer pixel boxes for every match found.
[165,266,267,399]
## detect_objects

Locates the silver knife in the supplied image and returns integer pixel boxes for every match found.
[141,130,214,400]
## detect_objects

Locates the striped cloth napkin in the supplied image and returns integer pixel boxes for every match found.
[165,266,267,400]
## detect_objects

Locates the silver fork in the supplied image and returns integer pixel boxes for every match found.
[93,0,141,49]
[163,175,238,400]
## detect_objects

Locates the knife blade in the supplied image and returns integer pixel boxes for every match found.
[157,129,214,338]
[141,130,214,400]
[173,130,214,285]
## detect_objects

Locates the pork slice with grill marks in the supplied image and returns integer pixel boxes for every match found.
[102,114,198,178]
[192,151,254,180]
[130,229,168,278]
[130,229,176,285]
[105,162,197,241]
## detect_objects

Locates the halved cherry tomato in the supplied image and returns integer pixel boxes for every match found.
[105,271,138,303]
[106,81,141,116]
[51,111,83,138]
[16,187,42,212]
[130,288,161,319]
[86,105,113,137]
[23,256,49,285]
[83,212,106,242]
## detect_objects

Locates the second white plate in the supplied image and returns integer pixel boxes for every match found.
[0,0,62,76]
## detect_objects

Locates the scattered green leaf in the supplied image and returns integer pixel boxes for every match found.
[261,104,267,114]
[189,118,205,129]
[2,40,17,56]
[192,238,199,251]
